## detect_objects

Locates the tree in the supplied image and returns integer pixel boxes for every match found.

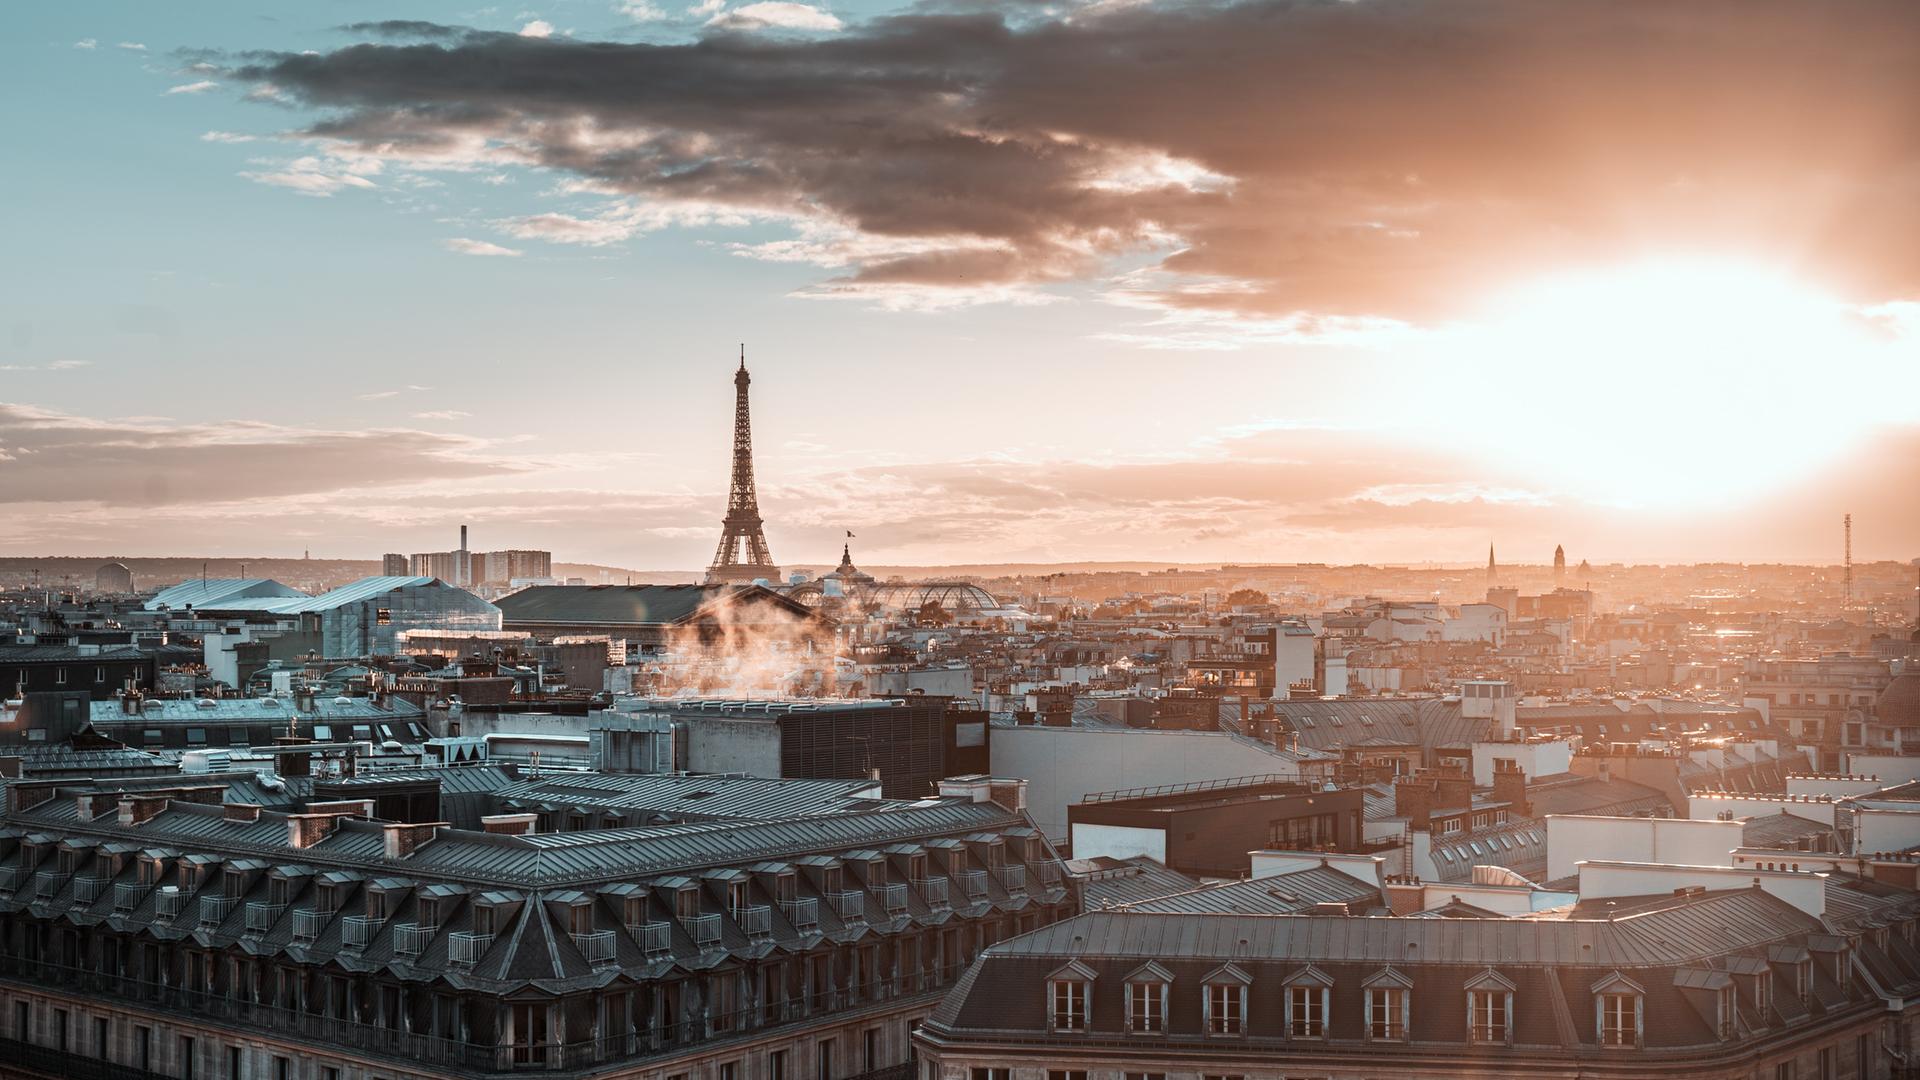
[1226,588,1270,606]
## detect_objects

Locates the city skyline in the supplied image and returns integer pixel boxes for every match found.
[5,1,1918,568]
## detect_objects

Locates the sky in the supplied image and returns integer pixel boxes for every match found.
[3,0,1918,571]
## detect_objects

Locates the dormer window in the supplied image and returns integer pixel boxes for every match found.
[367,891,388,921]
[622,896,646,929]
[1125,962,1172,1034]
[821,867,843,895]
[1202,964,1250,1036]
[1465,969,1516,1045]
[473,905,496,937]
[1754,970,1772,1018]
[774,874,797,903]
[418,897,441,930]
[907,854,927,882]
[268,877,289,906]
[1363,967,1412,1041]
[1592,972,1644,1048]
[1048,961,1095,1033]
[1284,966,1333,1039]
[566,904,591,935]
[726,881,749,915]
[1795,959,1813,1002]
[675,886,700,920]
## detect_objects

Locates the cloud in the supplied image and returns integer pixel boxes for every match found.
[443,237,523,257]
[213,2,1920,320]
[411,410,474,420]
[117,42,147,51]
[241,155,380,196]
[616,0,669,20]
[0,360,91,373]
[72,39,97,50]
[200,131,257,144]
[0,402,518,507]
[519,19,555,37]
[165,80,219,95]
[707,2,842,31]
[356,384,433,400]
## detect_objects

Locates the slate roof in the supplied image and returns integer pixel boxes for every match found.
[1118,866,1385,916]
[496,584,816,628]
[143,578,308,612]
[491,772,893,821]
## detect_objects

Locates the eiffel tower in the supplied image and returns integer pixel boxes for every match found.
[706,347,781,584]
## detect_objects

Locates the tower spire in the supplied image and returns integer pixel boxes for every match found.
[707,349,780,584]
[1487,544,1497,586]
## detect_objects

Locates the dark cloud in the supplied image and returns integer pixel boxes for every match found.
[0,404,520,506]
[223,0,1920,317]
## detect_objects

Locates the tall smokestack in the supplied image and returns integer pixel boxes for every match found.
[460,525,468,552]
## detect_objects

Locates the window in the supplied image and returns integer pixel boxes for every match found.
[1754,971,1772,1017]
[770,1050,788,1080]
[1050,978,1088,1031]
[1469,989,1509,1043]
[180,1036,197,1080]
[1288,984,1327,1038]
[1598,993,1638,1047]
[1819,1047,1834,1080]
[228,1046,242,1080]
[1123,1074,1166,1080]
[1367,987,1407,1040]
[970,1069,1010,1080]
[274,1056,290,1080]
[1126,978,1167,1033]
[1049,1073,1089,1080]
[94,1017,109,1060]
[720,1062,738,1080]
[1776,1063,1795,1080]
[818,1038,834,1080]
[1207,981,1245,1035]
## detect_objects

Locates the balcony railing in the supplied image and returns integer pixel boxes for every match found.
[959,870,989,901]
[342,914,377,949]
[32,871,62,900]
[735,904,772,940]
[245,901,285,935]
[199,895,238,928]
[114,882,143,913]
[877,883,908,917]
[73,875,109,905]
[688,912,722,950]
[0,866,30,893]
[0,953,969,1075]
[572,929,616,966]
[291,908,328,943]
[632,920,671,959]
[832,890,866,925]
[1035,862,1063,892]
[915,876,950,910]
[393,921,432,958]
[156,888,186,920]
[1000,865,1027,896]
[778,897,818,931]
[449,931,493,968]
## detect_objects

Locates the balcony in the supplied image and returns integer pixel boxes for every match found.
[832,890,866,926]
[959,870,989,901]
[33,872,62,900]
[342,914,377,949]
[156,888,186,921]
[199,895,238,929]
[73,875,109,905]
[114,882,143,913]
[914,876,950,911]
[632,920,671,959]
[877,883,908,917]
[688,912,722,950]
[999,865,1027,896]
[734,904,772,941]
[778,897,818,931]
[291,908,328,943]
[1034,863,1063,893]
[572,929,616,967]
[245,901,285,935]
[0,866,30,894]
[393,921,432,959]
[449,931,493,968]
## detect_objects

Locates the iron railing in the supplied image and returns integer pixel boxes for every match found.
[342,914,377,949]
[73,875,109,905]
[448,931,492,968]
[573,929,616,966]
[878,883,908,917]
[688,912,722,950]
[735,904,772,940]
[632,920,671,959]
[393,921,432,958]
[199,895,238,928]
[291,908,327,943]
[245,901,285,935]
[778,897,819,930]
[113,882,144,913]
[915,876,950,910]
[959,870,989,901]
[833,890,867,925]
[155,889,186,921]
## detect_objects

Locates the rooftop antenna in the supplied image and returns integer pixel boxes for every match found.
[1843,514,1853,607]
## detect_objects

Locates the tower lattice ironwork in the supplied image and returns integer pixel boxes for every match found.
[706,347,780,584]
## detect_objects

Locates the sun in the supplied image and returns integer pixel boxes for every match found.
[1422,256,1913,510]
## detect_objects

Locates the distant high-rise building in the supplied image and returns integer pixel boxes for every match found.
[708,348,780,584]
[1553,544,1566,586]
[381,553,409,576]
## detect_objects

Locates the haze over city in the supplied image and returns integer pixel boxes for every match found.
[6,1,1918,569]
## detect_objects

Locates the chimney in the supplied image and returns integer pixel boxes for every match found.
[225,803,262,823]
[77,792,119,821]
[1431,769,1472,813]
[937,775,994,804]
[383,821,447,859]
[1492,759,1531,818]
[118,794,172,826]
[287,813,338,849]
[481,813,538,836]
[460,525,468,553]
[1393,776,1433,830]
[987,778,1028,813]
[0,757,20,781]
[305,799,374,819]
[1383,878,1425,916]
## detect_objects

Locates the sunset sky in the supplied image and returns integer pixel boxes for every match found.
[4,0,1917,570]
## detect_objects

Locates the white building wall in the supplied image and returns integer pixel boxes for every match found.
[1545,815,1743,882]
[1576,860,1827,916]
[1786,775,1888,799]
[1687,792,1839,827]
[1853,808,1920,855]
[1069,823,1168,865]
[1845,754,1920,786]
[991,725,1307,839]
[1470,739,1573,787]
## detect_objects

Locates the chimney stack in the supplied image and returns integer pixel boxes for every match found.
[383,821,448,859]
[481,813,538,836]
[1492,758,1531,818]
[1393,775,1433,830]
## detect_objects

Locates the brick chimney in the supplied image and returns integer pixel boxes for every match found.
[383,821,447,859]
[287,813,340,848]
[305,799,374,819]
[224,803,262,823]
[118,794,172,826]
[77,792,119,822]
[1383,878,1425,915]
[481,813,538,836]
[1393,776,1433,829]
[987,778,1028,813]
[1430,769,1472,813]
[1492,759,1531,818]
